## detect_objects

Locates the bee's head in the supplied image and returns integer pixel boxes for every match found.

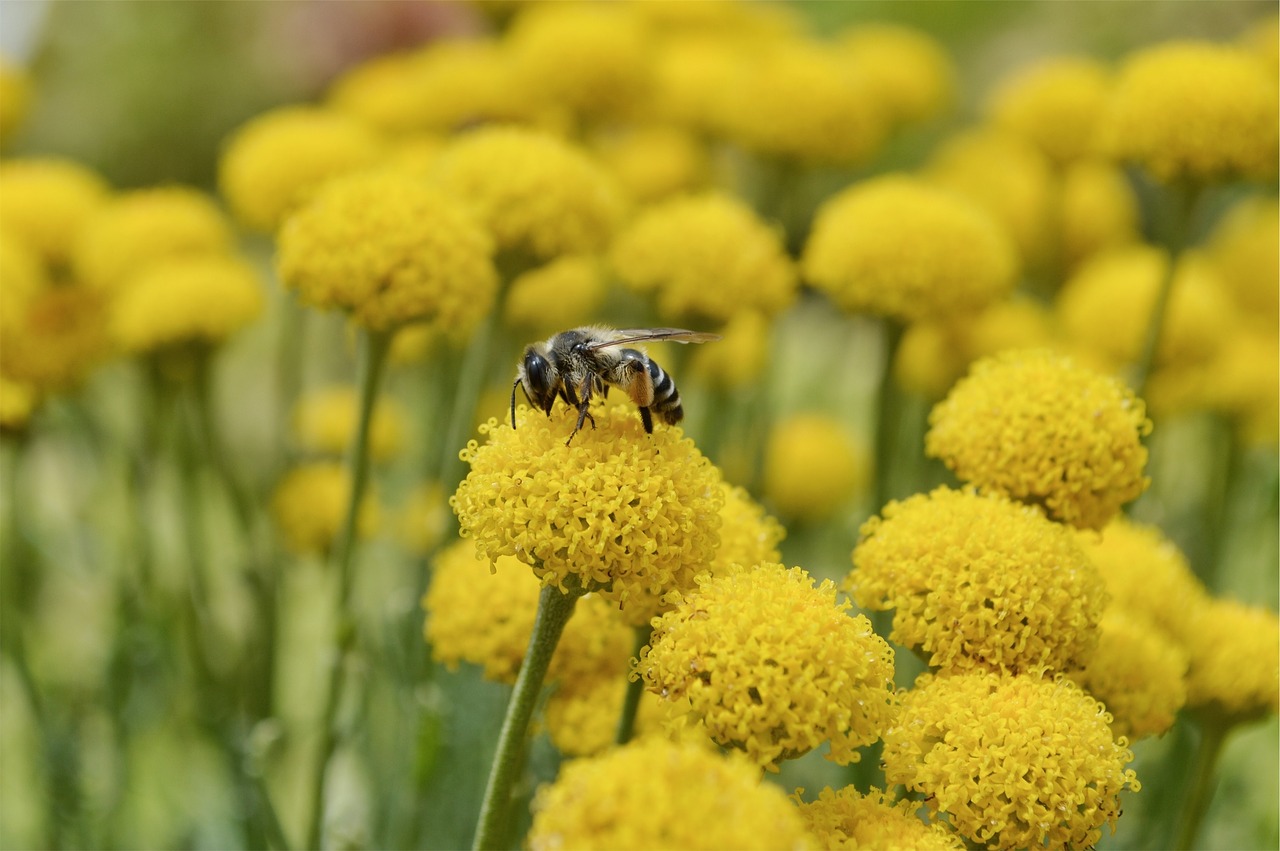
[517,344,558,415]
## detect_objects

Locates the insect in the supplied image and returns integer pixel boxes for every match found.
[511,326,720,444]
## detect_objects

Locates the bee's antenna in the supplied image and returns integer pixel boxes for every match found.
[510,378,522,429]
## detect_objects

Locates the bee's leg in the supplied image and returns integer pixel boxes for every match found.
[510,378,522,429]
[639,406,654,434]
[566,381,596,445]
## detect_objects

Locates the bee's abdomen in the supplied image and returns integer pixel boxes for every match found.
[647,358,683,424]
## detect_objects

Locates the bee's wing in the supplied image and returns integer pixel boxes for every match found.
[585,328,721,350]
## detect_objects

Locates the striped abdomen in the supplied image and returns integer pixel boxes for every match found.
[647,357,683,425]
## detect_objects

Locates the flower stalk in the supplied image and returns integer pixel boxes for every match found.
[1173,717,1229,851]
[615,624,652,746]
[1134,181,1201,398]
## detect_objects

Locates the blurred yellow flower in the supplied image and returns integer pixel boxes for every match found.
[527,738,814,851]
[431,125,624,262]
[218,105,383,233]
[0,56,31,143]
[1058,160,1140,267]
[610,191,796,324]
[452,397,722,623]
[1241,13,1278,70]
[1200,330,1279,446]
[987,56,1111,165]
[542,678,666,758]
[710,481,785,574]
[926,349,1151,530]
[74,186,234,293]
[839,23,955,128]
[1184,597,1279,724]
[291,385,407,464]
[687,309,772,390]
[803,175,1018,322]
[109,256,264,355]
[647,34,748,132]
[639,563,895,771]
[0,374,38,434]
[502,254,605,335]
[0,158,110,268]
[795,786,964,851]
[270,461,380,557]
[1207,196,1278,321]
[1,286,109,391]
[591,125,708,204]
[276,169,497,333]
[883,671,1140,851]
[395,482,449,557]
[1070,607,1188,741]
[849,486,1105,675]
[0,228,48,331]
[1099,40,1279,183]
[762,413,868,522]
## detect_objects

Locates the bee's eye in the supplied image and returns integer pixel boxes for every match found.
[523,351,554,398]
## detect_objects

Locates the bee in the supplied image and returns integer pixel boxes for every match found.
[511,326,720,444]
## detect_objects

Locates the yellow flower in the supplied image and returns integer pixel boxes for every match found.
[218,105,383,233]
[647,34,750,132]
[74,187,234,293]
[1241,13,1278,70]
[423,540,632,686]
[609,191,796,324]
[0,375,38,434]
[839,23,955,127]
[794,786,964,851]
[0,286,109,391]
[291,385,407,464]
[430,125,624,262]
[0,227,48,331]
[109,256,263,355]
[0,56,31,143]
[1184,597,1279,724]
[715,39,886,166]
[883,671,1140,851]
[1200,330,1279,445]
[803,175,1018,323]
[527,738,814,851]
[926,349,1151,530]
[1099,40,1279,183]
[711,481,785,574]
[452,396,723,620]
[1056,247,1237,386]
[1070,608,1188,741]
[276,169,497,333]
[502,254,605,335]
[849,486,1105,675]
[638,563,895,771]
[1207,196,1278,321]
[542,678,666,759]
[987,56,1111,165]
[0,158,110,268]
[395,482,449,557]
[591,125,708,204]
[1058,160,1140,267]
[762,413,868,523]
[926,128,1055,270]
[270,461,380,557]
[687,309,771,390]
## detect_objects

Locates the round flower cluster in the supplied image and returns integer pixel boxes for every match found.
[0,157,109,267]
[883,671,1140,850]
[926,349,1151,530]
[803,175,1018,323]
[794,786,964,851]
[987,56,1111,165]
[839,23,955,128]
[638,563,895,771]
[291,386,407,464]
[1183,597,1280,724]
[270,462,380,557]
[849,487,1105,675]
[762,413,868,522]
[451,396,723,619]
[590,125,708,204]
[502,254,605,334]
[276,169,497,333]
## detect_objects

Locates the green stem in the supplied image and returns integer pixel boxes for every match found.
[871,318,905,518]
[614,625,652,746]
[437,308,499,489]
[473,582,582,851]
[304,327,394,851]
[1134,182,1200,400]
[1173,718,1229,851]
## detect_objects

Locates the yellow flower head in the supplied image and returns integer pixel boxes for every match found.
[1,286,109,391]
[1208,196,1279,320]
[542,678,667,759]
[711,481,785,574]
[452,396,723,621]
[987,56,1111,165]
[609,191,796,324]
[395,481,449,557]
[795,786,964,851]
[803,175,1018,323]
[849,487,1105,675]
[431,125,624,262]
[1099,40,1279,183]
[0,56,31,143]
[1057,246,1236,375]
[638,563,896,771]
[762,413,869,523]
[839,23,956,127]
[687,309,772,390]
[1070,607,1189,741]
[883,671,1140,851]
[0,158,110,268]
[527,738,814,851]
[502,254,605,335]
[276,169,497,333]
[109,256,263,355]
[0,375,38,434]
[926,128,1055,270]
[0,227,48,330]
[926,349,1151,530]
[291,385,407,464]
[1201,330,1279,446]
[1184,597,1279,724]
[422,540,631,687]
[715,39,886,166]
[591,125,709,204]
[506,3,653,122]
[270,461,380,557]
[647,34,749,131]
[218,105,383,233]
[1058,160,1140,267]
[74,186,234,294]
